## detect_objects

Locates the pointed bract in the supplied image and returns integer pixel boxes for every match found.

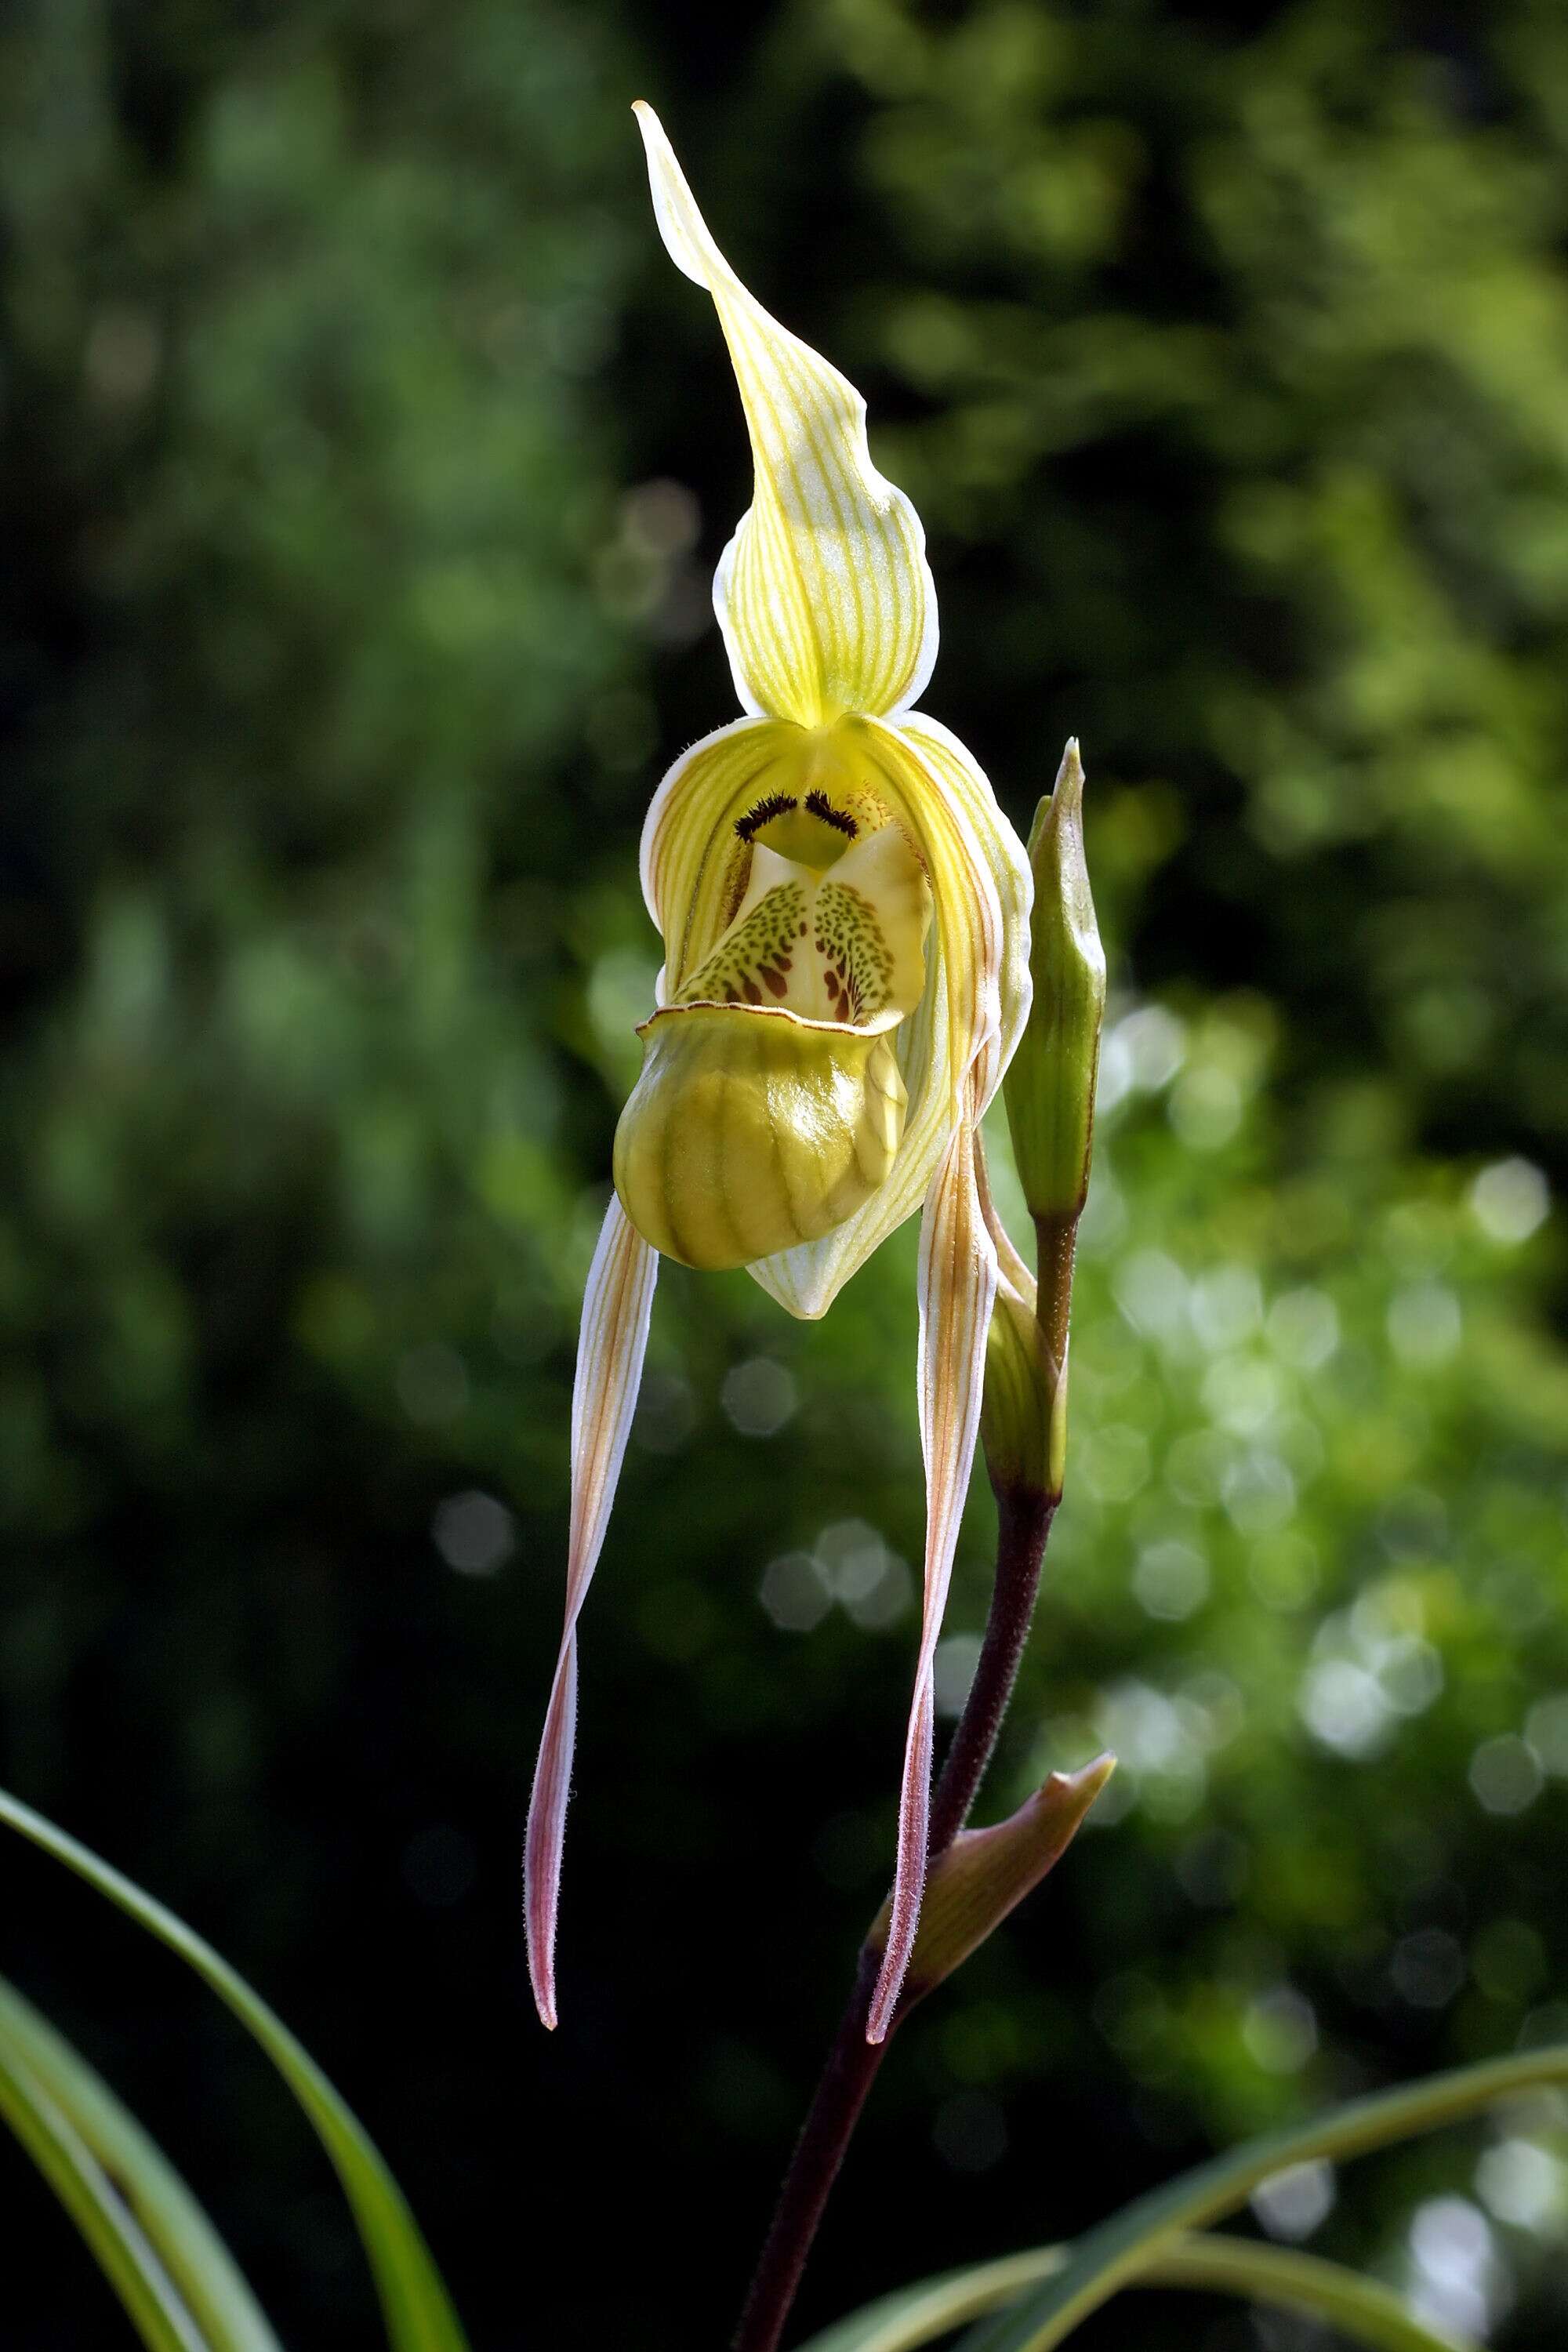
[869,1754,1116,2009]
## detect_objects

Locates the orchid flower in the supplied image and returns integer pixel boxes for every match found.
[525,104,1033,2045]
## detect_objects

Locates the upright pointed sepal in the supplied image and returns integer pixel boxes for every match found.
[633,101,938,727]
[866,1755,1115,2019]
[1004,739,1105,1233]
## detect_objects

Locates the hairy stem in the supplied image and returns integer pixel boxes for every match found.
[731,1951,886,2352]
[927,1486,1054,1858]
[733,1481,1057,2352]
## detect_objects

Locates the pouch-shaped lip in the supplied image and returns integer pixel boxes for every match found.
[616,992,910,1272]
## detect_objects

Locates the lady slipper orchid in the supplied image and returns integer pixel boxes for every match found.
[525,103,1033,2045]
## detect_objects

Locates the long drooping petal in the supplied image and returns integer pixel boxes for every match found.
[866,1116,1000,2043]
[975,1122,1036,1308]
[633,102,937,728]
[524,1198,659,2028]
[750,717,1030,1319]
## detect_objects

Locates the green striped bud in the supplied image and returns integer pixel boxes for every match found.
[980,1275,1068,1504]
[1004,739,1106,1231]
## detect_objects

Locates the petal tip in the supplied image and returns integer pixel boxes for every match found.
[864,1961,900,2045]
[526,1935,559,2031]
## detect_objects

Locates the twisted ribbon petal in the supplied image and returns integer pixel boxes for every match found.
[524,1199,658,2027]
[867,1114,999,2041]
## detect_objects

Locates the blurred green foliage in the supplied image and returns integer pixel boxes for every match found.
[3,2,1568,2347]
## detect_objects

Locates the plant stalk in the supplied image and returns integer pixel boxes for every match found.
[927,1486,1054,1858]
[732,1482,1057,2352]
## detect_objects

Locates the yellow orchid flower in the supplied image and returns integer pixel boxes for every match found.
[525,103,1033,2045]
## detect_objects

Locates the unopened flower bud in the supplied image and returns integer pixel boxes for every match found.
[979,1271,1067,1504]
[1004,739,1105,1233]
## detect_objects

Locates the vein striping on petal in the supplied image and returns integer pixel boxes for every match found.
[849,717,1013,1128]
[633,101,937,728]
[892,713,1034,1116]
[524,1198,658,2027]
[868,1120,999,2042]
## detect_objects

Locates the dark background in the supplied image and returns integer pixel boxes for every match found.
[4,1,1568,2344]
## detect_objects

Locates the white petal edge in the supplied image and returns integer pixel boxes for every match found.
[524,1197,659,2027]
[866,1118,999,2042]
[633,101,938,728]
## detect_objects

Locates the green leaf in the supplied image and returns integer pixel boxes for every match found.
[960,2042,1568,2350]
[0,1973,281,2352]
[1123,2235,1474,2352]
[0,2023,212,2352]
[0,1788,471,2352]
[801,2232,1472,2352]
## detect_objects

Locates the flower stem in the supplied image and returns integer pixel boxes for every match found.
[927,1485,1054,1858]
[732,1482,1057,2352]
[731,1950,886,2352]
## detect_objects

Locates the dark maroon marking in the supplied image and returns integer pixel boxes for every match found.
[761,967,788,999]
[804,789,858,838]
[742,978,761,1004]
[735,792,800,842]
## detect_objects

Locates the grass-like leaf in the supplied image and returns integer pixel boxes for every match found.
[0,2017,216,2352]
[956,2042,1568,2351]
[0,1974,281,2352]
[801,2231,1471,2352]
[0,1788,470,2352]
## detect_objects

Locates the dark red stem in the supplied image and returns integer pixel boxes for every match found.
[732,1483,1056,2352]
[731,1950,887,2352]
[927,1483,1054,1858]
